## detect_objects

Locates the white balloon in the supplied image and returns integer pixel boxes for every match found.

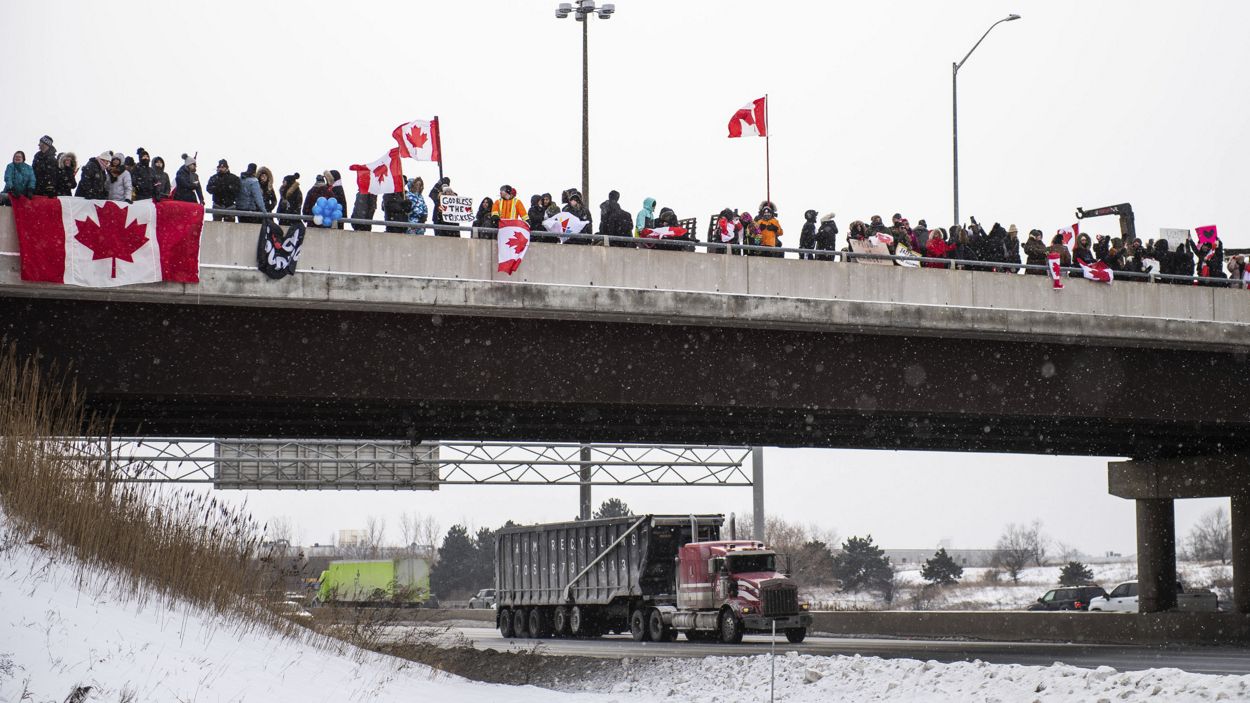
[313,215,324,226]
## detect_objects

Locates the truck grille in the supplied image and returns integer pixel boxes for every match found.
[762,587,798,616]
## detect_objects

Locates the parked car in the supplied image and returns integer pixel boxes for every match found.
[468,588,496,609]
[1087,580,1218,612]
[1026,585,1108,611]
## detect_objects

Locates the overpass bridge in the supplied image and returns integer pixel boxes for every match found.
[4,213,1250,616]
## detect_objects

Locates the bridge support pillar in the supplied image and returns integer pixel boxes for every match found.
[1233,495,1250,614]
[752,447,765,542]
[1135,498,1177,613]
[579,444,592,520]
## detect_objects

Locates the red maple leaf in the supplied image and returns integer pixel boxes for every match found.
[372,163,388,181]
[506,231,529,255]
[74,202,149,278]
[406,126,429,151]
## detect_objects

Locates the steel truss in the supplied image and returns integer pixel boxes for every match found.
[67,438,753,490]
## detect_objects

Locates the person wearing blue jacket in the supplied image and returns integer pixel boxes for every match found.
[635,196,655,234]
[4,151,36,200]
[234,163,266,224]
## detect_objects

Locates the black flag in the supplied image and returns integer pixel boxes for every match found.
[257,219,306,279]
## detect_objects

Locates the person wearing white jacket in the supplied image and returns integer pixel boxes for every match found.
[106,155,132,202]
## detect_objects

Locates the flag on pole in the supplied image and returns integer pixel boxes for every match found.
[393,119,442,161]
[638,226,689,239]
[1196,225,1219,246]
[727,97,767,138]
[497,219,531,275]
[1079,259,1113,283]
[1047,251,1064,290]
[350,148,404,195]
[1058,223,1079,247]
[12,196,203,286]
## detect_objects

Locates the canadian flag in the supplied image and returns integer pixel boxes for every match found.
[350,148,405,195]
[638,226,688,239]
[717,216,741,243]
[1058,223,1079,247]
[1047,251,1064,290]
[727,97,767,138]
[542,212,590,243]
[12,197,203,287]
[392,118,442,162]
[1079,259,1114,283]
[873,232,895,246]
[497,219,531,275]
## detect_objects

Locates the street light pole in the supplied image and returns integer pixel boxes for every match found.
[952,14,1020,227]
[556,1,616,207]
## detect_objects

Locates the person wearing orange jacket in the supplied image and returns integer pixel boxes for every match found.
[490,184,527,224]
[755,203,783,257]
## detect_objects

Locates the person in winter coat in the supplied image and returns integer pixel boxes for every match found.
[599,190,632,247]
[471,197,494,239]
[491,184,527,225]
[173,154,204,205]
[1002,225,1022,273]
[350,192,378,231]
[798,209,818,259]
[257,167,277,213]
[328,170,347,230]
[635,196,656,244]
[3,151,36,199]
[106,156,133,202]
[55,152,77,196]
[562,191,593,244]
[132,148,156,201]
[755,205,783,256]
[206,159,241,221]
[1169,240,1195,281]
[233,163,266,223]
[278,173,302,216]
[406,177,427,234]
[1022,229,1047,273]
[1121,238,1147,281]
[428,177,454,235]
[1046,233,1072,271]
[815,212,838,261]
[526,194,544,232]
[32,136,58,197]
[302,172,333,226]
[923,227,954,267]
[1188,235,1226,285]
[1070,233,1095,277]
[151,156,171,201]
[712,208,741,254]
[382,190,412,234]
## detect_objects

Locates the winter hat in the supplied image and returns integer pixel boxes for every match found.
[181,153,196,167]
[329,170,341,183]
[608,190,620,202]
[39,135,54,149]
[137,147,149,159]
[1007,224,1019,235]
[499,184,515,196]
[321,170,333,185]
[217,158,229,168]
[314,174,326,185]
[246,162,257,176]
[820,212,836,223]
[917,219,927,228]
[804,209,817,221]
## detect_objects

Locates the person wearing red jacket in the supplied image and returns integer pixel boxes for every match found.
[923,228,954,268]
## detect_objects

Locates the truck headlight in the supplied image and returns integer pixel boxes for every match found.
[801,603,810,610]
[741,606,750,614]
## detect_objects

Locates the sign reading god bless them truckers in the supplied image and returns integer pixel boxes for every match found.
[439,195,474,223]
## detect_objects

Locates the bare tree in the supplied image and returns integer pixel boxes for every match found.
[1053,540,1083,564]
[364,515,388,558]
[994,523,1034,583]
[263,516,296,558]
[1024,520,1049,567]
[1186,506,1232,564]
[418,515,442,564]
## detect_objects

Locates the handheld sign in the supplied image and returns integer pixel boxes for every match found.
[439,195,474,223]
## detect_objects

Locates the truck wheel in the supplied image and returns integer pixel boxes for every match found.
[647,609,674,642]
[718,609,743,644]
[513,608,529,638]
[553,606,571,637]
[528,608,551,638]
[498,608,514,638]
[785,627,807,644]
[629,608,652,642]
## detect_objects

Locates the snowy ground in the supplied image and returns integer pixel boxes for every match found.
[803,561,1234,611]
[3,531,1246,702]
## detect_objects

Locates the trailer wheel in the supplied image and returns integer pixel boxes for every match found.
[498,608,514,638]
[553,606,571,637]
[647,609,675,642]
[512,608,529,638]
[528,607,552,638]
[718,609,743,644]
[629,608,652,642]
[785,627,807,644]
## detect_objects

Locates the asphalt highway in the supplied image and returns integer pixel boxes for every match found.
[431,626,1250,676]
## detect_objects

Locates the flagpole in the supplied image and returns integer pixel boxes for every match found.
[434,114,444,183]
[764,94,771,204]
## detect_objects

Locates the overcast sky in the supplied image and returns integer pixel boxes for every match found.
[4,1,1240,556]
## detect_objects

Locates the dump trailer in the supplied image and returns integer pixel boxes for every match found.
[495,514,812,644]
[316,557,433,607]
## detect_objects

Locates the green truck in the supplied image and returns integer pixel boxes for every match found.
[316,557,435,607]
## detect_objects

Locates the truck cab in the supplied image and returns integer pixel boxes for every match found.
[673,540,812,643]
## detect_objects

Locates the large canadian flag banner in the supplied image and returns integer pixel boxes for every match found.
[497,219,531,275]
[13,197,203,287]
[350,148,405,195]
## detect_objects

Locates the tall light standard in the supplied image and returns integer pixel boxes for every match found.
[555,1,615,207]
[952,13,1020,227]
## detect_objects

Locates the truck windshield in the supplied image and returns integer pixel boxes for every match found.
[728,554,775,573]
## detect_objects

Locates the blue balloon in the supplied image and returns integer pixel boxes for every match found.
[316,197,328,208]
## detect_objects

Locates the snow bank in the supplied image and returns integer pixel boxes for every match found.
[0,533,602,702]
[576,651,1250,702]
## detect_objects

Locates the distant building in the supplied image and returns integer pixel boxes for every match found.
[337,529,369,549]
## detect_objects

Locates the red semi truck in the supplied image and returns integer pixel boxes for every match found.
[495,514,812,644]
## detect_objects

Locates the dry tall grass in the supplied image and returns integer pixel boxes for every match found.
[0,345,287,631]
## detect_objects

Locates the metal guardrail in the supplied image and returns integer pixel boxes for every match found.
[205,208,1247,288]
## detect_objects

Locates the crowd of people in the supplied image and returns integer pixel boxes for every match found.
[3,135,1244,284]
